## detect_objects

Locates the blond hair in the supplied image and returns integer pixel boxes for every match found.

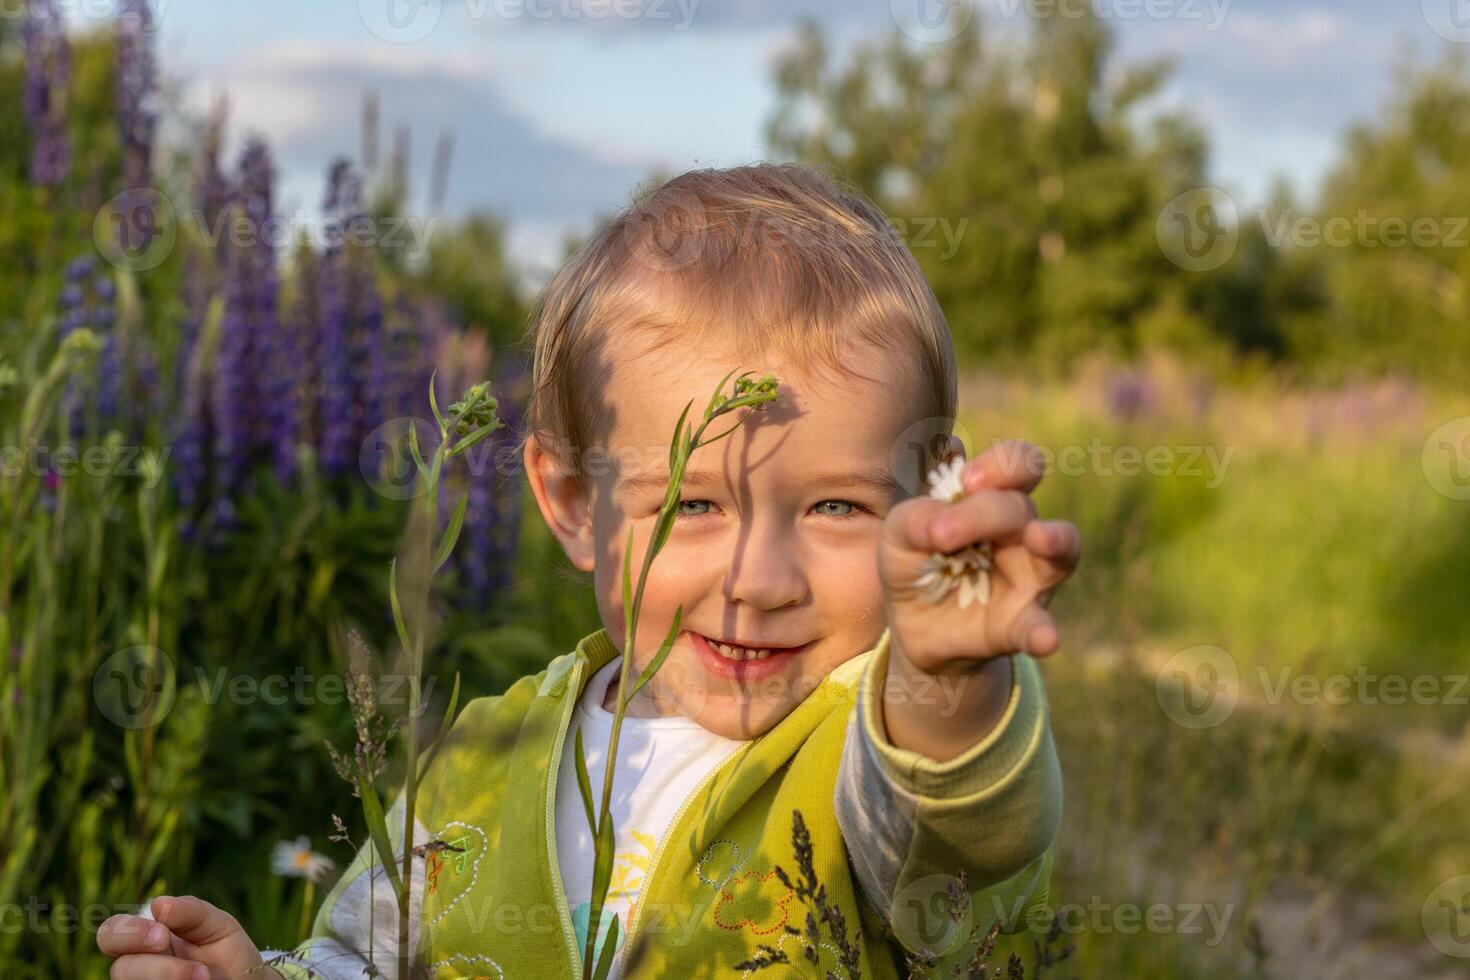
[522,162,957,475]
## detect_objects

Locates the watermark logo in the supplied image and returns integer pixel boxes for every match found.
[889,417,974,497]
[1423,417,1470,500]
[360,416,442,501]
[892,873,972,955]
[890,0,975,43]
[94,189,176,273]
[992,0,1231,31]
[1157,187,1239,272]
[1155,645,1238,729]
[360,0,442,43]
[619,185,716,275]
[1423,0,1470,44]
[93,646,175,729]
[1423,875,1470,958]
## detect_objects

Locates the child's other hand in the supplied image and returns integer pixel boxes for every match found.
[97,895,271,980]
[879,437,1081,675]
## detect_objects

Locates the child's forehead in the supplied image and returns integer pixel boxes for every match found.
[593,340,921,486]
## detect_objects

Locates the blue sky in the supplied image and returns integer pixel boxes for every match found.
[73,0,1470,280]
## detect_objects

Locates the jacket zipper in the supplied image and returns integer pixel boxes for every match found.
[545,658,587,978]
[618,739,750,974]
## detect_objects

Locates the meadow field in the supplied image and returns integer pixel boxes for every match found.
[4,3,1470,978]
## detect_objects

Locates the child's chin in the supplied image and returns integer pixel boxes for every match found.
[695,698,794,740]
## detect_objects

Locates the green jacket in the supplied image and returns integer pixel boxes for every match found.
[268,626,1061,979]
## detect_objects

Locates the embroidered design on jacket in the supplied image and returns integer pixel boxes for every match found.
[712,869,795,936]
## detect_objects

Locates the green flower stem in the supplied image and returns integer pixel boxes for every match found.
[580,371,777,977]
[383,380,501,980]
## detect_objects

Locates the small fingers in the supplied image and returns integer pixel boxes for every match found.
[108,954,206,980]
[964,439,1045,494]
[930,490,1037,553]
[97,915,171,958]
[1024,519,1082,571]
[1008,602,1060,658]
[151,896,235,946]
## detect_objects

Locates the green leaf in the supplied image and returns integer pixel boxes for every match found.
[591,914,621,980]
[447,420,503,458]
[667,400,693,470]
[407,419,429,480]
[388,559,412,656]
[704,367,739,418]
[434,494,469,571]
[631,606,681,698]
[416,673,462,789]
[620,524,635,639]
[358,778,404,900]
[428,370,445,431]
[573,728,597,839]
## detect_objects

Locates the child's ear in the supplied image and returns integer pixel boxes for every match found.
[524,434,596,573]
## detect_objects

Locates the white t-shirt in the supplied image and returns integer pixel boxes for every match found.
[553,655,746,977]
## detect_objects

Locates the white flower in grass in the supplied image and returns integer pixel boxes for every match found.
[916,455,994,609]
[272,837,336,884]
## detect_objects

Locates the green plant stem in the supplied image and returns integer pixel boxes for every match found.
[397,434,445,980]
[580,371,776,977]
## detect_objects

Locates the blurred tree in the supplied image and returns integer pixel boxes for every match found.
[768,13,1220,367]
[419,211,525,353]
[1294,48,1470,382]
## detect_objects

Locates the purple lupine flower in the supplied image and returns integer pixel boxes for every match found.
[286,246,322,460]
[115,0,157,192]
[351,253,386,440]
[1105,371,1157,421]
[194,100,232,251]
[172,355,213,538]
[57,259,90,431]
[40,469,61,514]
[175,252,207,393]
[262,312,303,485]
[66,256,93,281]
[57,259,121,435]
[95,335,123,423]
[211,138,279,512]
[171,250,215,534]
[23,0,70,187]
[92,274,122,426]
[455,363,527,611]
[317,159,365,478]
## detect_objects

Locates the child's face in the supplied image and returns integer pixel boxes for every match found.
[530,336,925,740]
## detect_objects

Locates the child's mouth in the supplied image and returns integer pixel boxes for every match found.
[690,631,811,681]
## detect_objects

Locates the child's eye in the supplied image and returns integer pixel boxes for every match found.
[675,499,715,518]
[672,499,871,520]
[812,499,867,519]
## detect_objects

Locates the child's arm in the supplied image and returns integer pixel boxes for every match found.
[835,439,1078,957]
[834,626,1061,955]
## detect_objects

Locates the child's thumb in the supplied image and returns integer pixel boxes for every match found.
[150,895,240,945]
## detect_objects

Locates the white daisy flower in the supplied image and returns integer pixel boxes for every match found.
[271,836,336,884]
[917,455,994,608]
[925,455,968,503]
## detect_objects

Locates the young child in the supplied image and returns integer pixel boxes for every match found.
[98,164,1078,978]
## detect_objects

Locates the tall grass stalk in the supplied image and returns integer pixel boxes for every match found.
[322,379,502,979]
[575,369,779,979]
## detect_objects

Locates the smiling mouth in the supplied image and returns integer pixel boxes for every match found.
[696,633,810,662]
[688,632,815,683]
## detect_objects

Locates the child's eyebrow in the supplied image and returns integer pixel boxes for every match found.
[614,468,910,502]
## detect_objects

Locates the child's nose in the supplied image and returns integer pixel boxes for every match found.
[720,531,809,611]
